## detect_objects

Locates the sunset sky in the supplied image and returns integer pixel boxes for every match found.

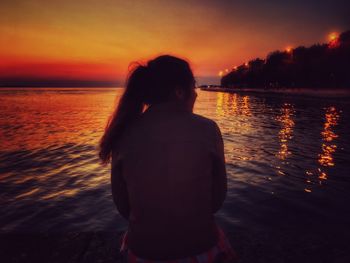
[1,0,349,85]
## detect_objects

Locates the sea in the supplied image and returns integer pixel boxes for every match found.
[1,87,350,261]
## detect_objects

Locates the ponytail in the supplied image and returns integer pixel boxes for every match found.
[99,55,195,164]
[99,64,148,164]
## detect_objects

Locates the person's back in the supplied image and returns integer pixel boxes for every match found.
[115,101,225,259]
[99,55,235,262]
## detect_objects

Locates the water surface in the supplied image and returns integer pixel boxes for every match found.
[1,88,350,257]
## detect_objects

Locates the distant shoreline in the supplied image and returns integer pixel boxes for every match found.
[200,86,350,98]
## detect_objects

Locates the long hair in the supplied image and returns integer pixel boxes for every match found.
[99,55,195,164]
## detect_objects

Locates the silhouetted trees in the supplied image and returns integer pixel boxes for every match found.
[221,30,350,89]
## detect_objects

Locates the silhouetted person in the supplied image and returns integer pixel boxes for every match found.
[99,55,236,262]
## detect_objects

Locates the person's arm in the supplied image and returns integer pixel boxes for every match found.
[211,122,227,213]
[111,153,130,220]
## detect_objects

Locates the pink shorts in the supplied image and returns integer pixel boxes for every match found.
[119,224,237,263]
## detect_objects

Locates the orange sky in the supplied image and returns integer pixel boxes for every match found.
[1,0,348,84]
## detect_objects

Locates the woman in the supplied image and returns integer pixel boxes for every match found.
[99,55,236,262]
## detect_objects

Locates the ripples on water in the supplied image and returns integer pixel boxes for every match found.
[1,88,350,237]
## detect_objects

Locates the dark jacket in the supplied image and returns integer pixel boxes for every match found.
[111,100,227,260]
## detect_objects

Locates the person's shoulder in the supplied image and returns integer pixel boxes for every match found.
[188,113,222,146]
[188,113,218,131]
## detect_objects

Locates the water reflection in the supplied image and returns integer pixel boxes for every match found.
[215,92,251,117]
[317,107,340,181]
[1,88,349,232]
[216,92,224,116]
[275,103,295,161]
[242,96,251,116]
[318,107,339,168]
[0,87,121,151]
[214,92,257,166]
[305,106,340,191]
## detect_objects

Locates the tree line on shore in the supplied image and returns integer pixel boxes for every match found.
[221,30,350,89]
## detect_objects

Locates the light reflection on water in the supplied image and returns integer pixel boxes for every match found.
[0,88,350,234]
[275,103,295,161]
[305,106,341,191]
[318,106,340,168]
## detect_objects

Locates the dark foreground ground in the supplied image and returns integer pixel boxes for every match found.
[2,225,350,263]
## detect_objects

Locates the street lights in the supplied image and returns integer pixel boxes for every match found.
[286,47,292,53]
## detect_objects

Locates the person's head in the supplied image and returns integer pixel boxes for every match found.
[127,55,197,109]
[99,54,197,164]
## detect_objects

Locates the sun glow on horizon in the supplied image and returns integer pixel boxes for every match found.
[0,1,348,82]
[328,32,339,42]
[285,46,293,53]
